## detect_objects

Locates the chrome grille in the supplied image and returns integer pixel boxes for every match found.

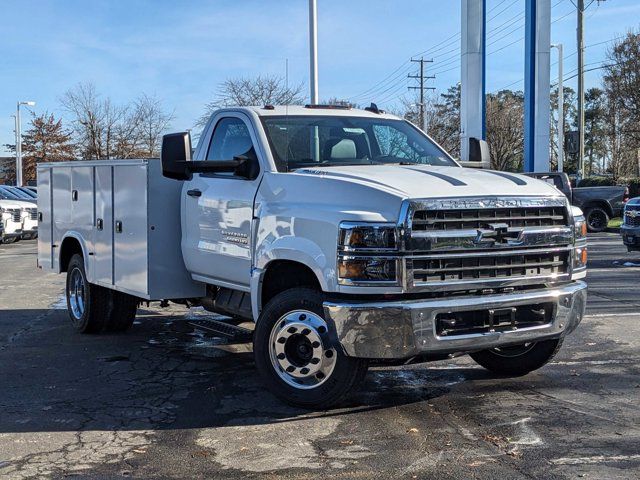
[411,250,570,284]
[624,206,640,227]
[402,197,573,291]
[8,209,21,223]
[27,208,38,220]
[412,206,567,231]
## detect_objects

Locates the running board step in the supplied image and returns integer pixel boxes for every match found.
[188,319,253,342]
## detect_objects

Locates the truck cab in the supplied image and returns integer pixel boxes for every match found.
[39,105,588,408]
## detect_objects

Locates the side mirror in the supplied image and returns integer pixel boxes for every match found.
[469,138,490,163]
[459,137,490,168]
[233,155,260,180]
[161,132,192,180]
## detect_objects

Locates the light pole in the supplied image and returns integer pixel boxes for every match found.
[16,101,36,186]
[552,44,564,173]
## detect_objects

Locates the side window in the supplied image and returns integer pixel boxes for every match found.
[206,117,254,162]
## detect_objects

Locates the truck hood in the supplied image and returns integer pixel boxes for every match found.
[0,199,34,209]
[294,164,562,199]
[0,200,29,209]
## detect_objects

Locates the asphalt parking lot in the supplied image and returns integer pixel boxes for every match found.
[1,234,639,480]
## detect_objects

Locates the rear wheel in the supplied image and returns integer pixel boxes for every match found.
[66,254,111,333]
[106,291,138,332]
[585,207,609,233]
[253,288,368,409]
[66,254,138,333]
[470,339,563,376]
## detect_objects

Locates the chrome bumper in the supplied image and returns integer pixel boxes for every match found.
[324,281,587,359]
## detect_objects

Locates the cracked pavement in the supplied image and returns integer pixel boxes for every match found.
[0,233,639,479]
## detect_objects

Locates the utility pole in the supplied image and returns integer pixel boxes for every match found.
[577,0,585,180]
[15,101,36,186]
[552,43,564,172]
[408,57,435,131]
[308,0,318,105]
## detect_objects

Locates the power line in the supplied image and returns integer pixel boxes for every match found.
[352,0,571,105]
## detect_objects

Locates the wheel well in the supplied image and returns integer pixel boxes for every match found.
[261,260,321,308]
[59,237,83,272]
[582,201,613,218]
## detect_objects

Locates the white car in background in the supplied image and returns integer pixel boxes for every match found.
[0,188,38,240]
[0,200,24,244]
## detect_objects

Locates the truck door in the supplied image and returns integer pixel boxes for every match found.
[182,114,261,289]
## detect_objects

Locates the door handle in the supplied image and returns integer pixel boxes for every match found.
[187,189,202,197]
[115,220,123,233]
[96,218,103,230]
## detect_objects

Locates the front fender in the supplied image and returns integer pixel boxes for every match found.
[254,234,332,292]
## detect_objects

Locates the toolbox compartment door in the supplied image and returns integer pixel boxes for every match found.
[113,164,148,295]
[93,165,113,285]
[36,167,53,270]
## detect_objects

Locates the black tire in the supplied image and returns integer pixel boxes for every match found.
[253,288,368,409]
[66,254,138,333]
[66,254,112,333]
[105,291,138,332]
[585,207,609,233]
[470,338,563,376]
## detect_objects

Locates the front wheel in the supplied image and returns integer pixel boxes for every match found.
[253,288,368,409]
[470,339,563,376]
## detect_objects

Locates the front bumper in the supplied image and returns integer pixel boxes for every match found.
[324,281,587,359]
[621,225,640,247]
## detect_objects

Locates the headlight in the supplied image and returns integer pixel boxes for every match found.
[572,207,587,271]
[572,207,587,242]
[338,222,397,251]
[337,257,398,284]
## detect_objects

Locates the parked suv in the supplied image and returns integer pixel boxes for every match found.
[621,197,640,252]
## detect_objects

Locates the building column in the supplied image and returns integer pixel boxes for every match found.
[460,0,486,162]
[524,0,551,172]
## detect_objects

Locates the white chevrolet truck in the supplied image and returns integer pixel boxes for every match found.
[38,105,587,408]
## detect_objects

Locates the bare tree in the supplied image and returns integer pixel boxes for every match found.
[485,90,524,172]
[62,83,173,159]
[198,75,305,127]
[135,94,174,157]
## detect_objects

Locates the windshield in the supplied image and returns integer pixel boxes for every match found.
[260,115,456,172]
[0,187,22,200]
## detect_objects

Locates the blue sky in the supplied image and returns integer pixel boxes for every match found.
[2,0,640,155]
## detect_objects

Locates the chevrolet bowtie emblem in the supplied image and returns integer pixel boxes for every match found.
[475,222,513,246]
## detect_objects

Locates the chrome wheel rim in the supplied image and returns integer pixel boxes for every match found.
[490,342,536,358]
[268,310,336,390]
[68,267,86,320]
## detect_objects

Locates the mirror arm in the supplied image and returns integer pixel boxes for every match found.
[178,160,243,174]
